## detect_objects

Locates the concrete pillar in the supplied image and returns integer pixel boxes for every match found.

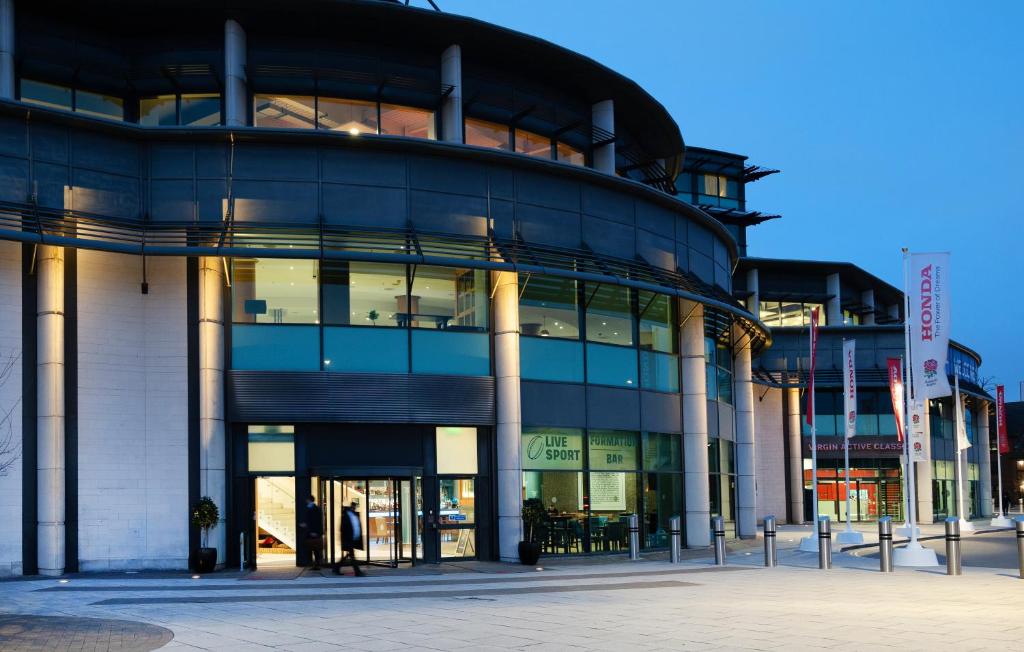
[746,268,760,320]
[681,300,710,547]
[592,99,615,174]
[224,19,247,127]
[733,327,756,538]
[199,256,226,565]
[492,270,522,561]
[977,400,993,517]
[861,289,875,326]
[0,0,14,99]
[441,44,463,144]
[915,405,934,524]
[786,386,804,524]
[825,273,842,326]
[37,245,65,576]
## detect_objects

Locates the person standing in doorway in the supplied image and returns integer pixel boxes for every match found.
[299,494,324,571]
[333,501,365,576]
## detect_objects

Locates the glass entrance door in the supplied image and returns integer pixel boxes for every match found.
[315,476,421,567]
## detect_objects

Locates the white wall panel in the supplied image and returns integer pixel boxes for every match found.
[754,387,788,522]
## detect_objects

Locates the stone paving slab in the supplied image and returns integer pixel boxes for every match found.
[0,615,173,651]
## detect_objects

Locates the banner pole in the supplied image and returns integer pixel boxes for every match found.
[810,338,818,529]
[902,249,919,547]
[953,374,971,528]
[997,442,1004,517]
[843,340,853,533]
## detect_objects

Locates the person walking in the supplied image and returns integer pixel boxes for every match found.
[333,501,365,576]
[298,494,324,571]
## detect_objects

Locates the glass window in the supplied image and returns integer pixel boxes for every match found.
[586,342,637,387]
[465,117,510,150]
[717,367,733,405]
[638,291,677,354]
[323,326,408,373]
[318,97,378,134]
[75,90,124,120]
[380,103,435,139]
[139,95,177,126]
[585,284,634,346]
[588,431,639,471]
[644,472,682,548]
[515,129,552,159]
[20,79,72,111]
[588,472,639,525]
[254,95,316,129]
[643,432,681,472]
[520,337,584,383]
[322,261,405,327]
[231,258,319,324]
[180,94,221,126]
[247,425,295,473]
[411,330,489,376]
[436,427,478,475]
[522,470,585,554]
[556,141,585,166]
[231,324,320,370]
[409,266,487,331]
[522,428,584,470]
[439,478,475,525]
[639,351,679,393]
[519,275,580,340]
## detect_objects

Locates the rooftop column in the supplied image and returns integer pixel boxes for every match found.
[492,270,522,561]
[592,100,615,174]
[199,256,226,566]
[0,0,13,99]
[733,326,756,538]
[680,300,710,548]
[37,245,65,576]
[861,289,875,325]
[224,19,247,127]
[746,268,760,320]
[826,273,842,325]
[441,45,463,144]
[977,400,993,517]
[786,385,805,523]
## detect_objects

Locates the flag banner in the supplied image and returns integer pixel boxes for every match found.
[909,252,952,399]
[805,307,820,426]
[955,388,971,452]
[843,340,857,439]
[887,358,905,441]
[997,385,1009,455]
[910,400,927,462]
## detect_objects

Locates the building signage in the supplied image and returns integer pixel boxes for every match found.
[522,430,583,470]
[804,437,903,459]
[886,358,906,442]
[997,385,1009,454]
[588,472,627,512]
[588,432,637,471]
[909,252,952,399]
[945,347,979,386]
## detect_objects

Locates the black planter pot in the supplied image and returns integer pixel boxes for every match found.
[518,541,541,566]
[195,547,217,573]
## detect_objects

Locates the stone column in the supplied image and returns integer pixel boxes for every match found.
[0,0,14,99]
[224,19,247,127]
[681,300,710,547]
[592,99,615,174]
[37,245,65,576]
[441,44,463,144]
[786,386,805,524]
[826,273,842,325]
[492,270,522,561]
[977,400,993,517]
[733,327,756,538]
[745,268,760,320]
[199,257,226,565]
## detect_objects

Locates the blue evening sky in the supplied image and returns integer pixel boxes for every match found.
[441,0,1024,395]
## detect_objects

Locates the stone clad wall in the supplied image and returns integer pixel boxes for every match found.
[754,387,787,522]
[0,241,21,576]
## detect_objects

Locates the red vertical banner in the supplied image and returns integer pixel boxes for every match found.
[805,307,820,426]
[887,358,906,442]
[997,385,1009,454]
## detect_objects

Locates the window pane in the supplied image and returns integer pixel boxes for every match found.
[248,425,295,473]
[520,337,584,383]
[702,174,719,196]
[586,342,637,388]
[465,117,510,150]
[717,368,733,405]
[439,478,475,524]
[589,472,638,520]
[323,326,408,373]
[322,261,405,326]
[254,95,315,129]
[380,104,435,139]
[75,90,124,120]
[520,275,579,340]
[515,129,551,159]
[706,363,718,400]
[523,471,585,555]
[644,472,682,548]
[556,141,585,166]
[586,284,634,346]
[589,430,639,471]
[318,97,377,134]
[639,291,676,353]
[411,330,489,376]
[20,79,72,111]
[410,266,487,331]
[180,94,221,126]
[231,258,318,324]
[437,428,478,475]
[640,350,679,393]
[231,324,320,370]
[522,428,584,470]
[642,432,681,471]
[139,95,177,126]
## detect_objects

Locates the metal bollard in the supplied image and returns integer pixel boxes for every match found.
[1015,517,1024,580]
[239,532,245,572]
[945,516,962,576]
[712,515,726,566]
[818,516,832,570]
[878,516,893,573]
[763,515,777,568]
[669,515,681,564]
[628,513,640,560]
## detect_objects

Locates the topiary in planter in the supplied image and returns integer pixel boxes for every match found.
[191,496,220,573]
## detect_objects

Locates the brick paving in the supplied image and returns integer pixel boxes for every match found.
[0,615,172,651]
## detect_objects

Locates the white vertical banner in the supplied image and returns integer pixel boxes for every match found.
[955,379,971,452]
[909,399,927,462]
[842,340,857,439]
[909,252,952,399]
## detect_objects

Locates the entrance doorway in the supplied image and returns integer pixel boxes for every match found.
[254,476,297,568]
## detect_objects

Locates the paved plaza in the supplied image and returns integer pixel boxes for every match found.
[0,523,1021,651]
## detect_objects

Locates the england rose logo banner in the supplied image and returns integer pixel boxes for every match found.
[887,358,905,442]
[843,340,857,439]
[997,385,1009,455]
[909,252,951,399]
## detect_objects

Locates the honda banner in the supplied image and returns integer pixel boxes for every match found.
[843,340,857,439]
[887,358,905,442]
[805,307,820,426]
[909,252,952,399]
[997,385,1009,455]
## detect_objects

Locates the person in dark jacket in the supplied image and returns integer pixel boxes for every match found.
[333,501,365,576]
[298,495,324,571]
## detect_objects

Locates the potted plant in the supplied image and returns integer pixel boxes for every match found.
[518,498,546,565]
[192,496,220,573]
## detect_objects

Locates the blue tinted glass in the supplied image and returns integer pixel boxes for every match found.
[324,326,408,373]
[520,336,584,383]
[586,342,637,388]
[231,324,319,370]
[412,330,489,376]
[717,368,733,405]
[640,351,679,392]
[706,364,717,400]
